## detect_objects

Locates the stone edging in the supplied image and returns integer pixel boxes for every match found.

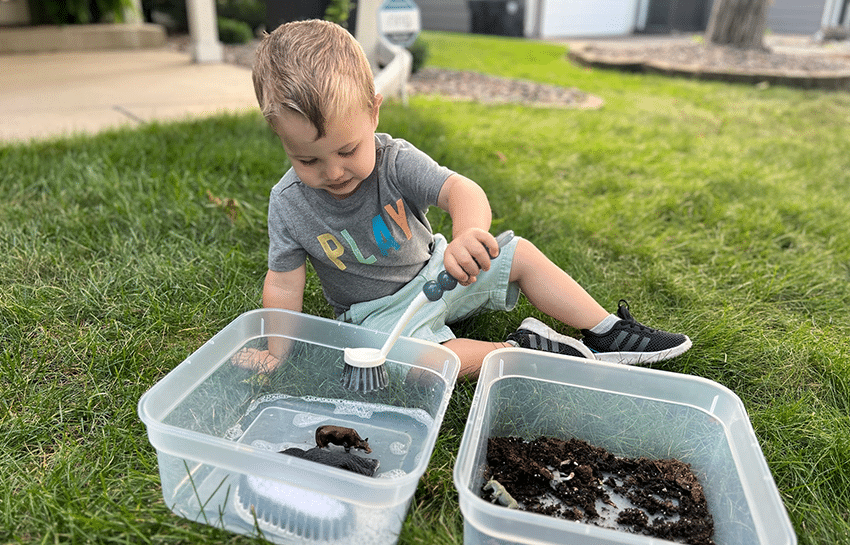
[568,45,850,91]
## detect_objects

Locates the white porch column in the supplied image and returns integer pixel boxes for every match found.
[355,0,381,71]
[822,0,840,27]
[354,0,413,102]
[525,0,543,37]
[187,0,223,63]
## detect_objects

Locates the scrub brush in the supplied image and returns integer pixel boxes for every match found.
[341,230,514,393]
[341,269,458,393]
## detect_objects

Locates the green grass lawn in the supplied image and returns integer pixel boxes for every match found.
[2,31,849,544]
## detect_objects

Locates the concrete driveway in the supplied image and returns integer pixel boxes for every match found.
[0,48,258,142]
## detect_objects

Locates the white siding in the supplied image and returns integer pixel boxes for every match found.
[766,0,826,34]
[540,0,639,37]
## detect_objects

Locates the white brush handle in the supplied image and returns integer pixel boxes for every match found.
[377,291,430,361]
[343,231,514,372]
[377,230,514,360]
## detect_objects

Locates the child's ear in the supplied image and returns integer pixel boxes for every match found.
[372,94,383,125]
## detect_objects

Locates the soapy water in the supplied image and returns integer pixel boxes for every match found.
[249,437,410,478]
[225,393,435,478]
[223,395,433,542]
[242,392,289,415]
[172,393,435,545]
[251,439,306,452]
[377,469,408,479]
[223,424,243,440]
[292,412,328,428]
[232,393,435,431]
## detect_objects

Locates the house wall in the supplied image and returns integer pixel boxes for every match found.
[416,0,638,37]
[636,0,713,33]
[538,0,639,37]
[766,0,827,34]
[415,0,833,39]
[416,0,471,32]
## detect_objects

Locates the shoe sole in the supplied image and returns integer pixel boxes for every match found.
[516,318,597,360]
[590,336,693,365]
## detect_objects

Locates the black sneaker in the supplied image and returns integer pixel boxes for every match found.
[506,318,596,359]
[581,300,692,365]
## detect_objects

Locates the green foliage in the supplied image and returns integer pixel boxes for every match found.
[143,0,265,34]
[2,31,849,545]
[216,0,265,32]
[217,16,253,44]
[324,0,351,27]
[28,0,132,24]
[408,36,430,74]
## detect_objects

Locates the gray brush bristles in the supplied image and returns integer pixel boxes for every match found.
[341,363,389,393]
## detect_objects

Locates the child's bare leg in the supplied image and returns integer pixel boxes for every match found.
[506,238,692,364]
[509,238,609,330]
[443,338,511,379]
[438,239,609,377]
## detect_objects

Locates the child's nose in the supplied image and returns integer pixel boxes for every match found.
[325,161,345,182]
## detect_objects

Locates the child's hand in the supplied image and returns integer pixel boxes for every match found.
[231,348,282,374]
[444,228,500,286]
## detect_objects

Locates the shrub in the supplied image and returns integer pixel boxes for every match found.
[217,0,265,32]
[324,0,351,28]
[408,36,429,74]
[218,16,253,44]
[28,0,129,24]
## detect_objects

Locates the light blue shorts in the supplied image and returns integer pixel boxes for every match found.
[337,234,521,344]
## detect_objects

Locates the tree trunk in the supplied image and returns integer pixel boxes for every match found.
[705,0,771,50]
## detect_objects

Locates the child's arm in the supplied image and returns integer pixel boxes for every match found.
[233,265,306,373]
[263,265,306,315]
[262,265,306,357]
[437,174,500,285]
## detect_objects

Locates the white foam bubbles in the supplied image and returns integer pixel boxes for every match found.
[292,412,328,428]
[377,468,408,479]
[224,424,243,440]
[389,441,408,455]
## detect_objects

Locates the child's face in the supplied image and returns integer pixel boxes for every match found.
[272,97,381,200]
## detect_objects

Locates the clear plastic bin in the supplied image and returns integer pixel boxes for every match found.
[454,348,796,545]
[139,309,460,544]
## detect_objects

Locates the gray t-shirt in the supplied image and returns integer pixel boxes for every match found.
[267,133,454,315]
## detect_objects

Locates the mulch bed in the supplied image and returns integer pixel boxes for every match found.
[408,67,603,108]
[569,41,850,90]
[483,436,715,545]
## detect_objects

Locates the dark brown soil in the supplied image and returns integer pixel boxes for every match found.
[483,436,715,545]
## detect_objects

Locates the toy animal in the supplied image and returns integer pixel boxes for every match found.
[484,479,519,509]
[315,425,372,453]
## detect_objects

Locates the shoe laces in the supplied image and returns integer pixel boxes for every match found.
[616,300,658,333]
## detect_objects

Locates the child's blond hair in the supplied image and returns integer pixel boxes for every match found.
[252,19,377,139]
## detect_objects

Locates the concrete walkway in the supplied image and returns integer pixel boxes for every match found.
[0,48,257,143]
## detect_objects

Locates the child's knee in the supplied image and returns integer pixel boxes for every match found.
[509,237,540,279]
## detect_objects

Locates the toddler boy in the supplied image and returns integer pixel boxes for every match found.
[247,19,690,377]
